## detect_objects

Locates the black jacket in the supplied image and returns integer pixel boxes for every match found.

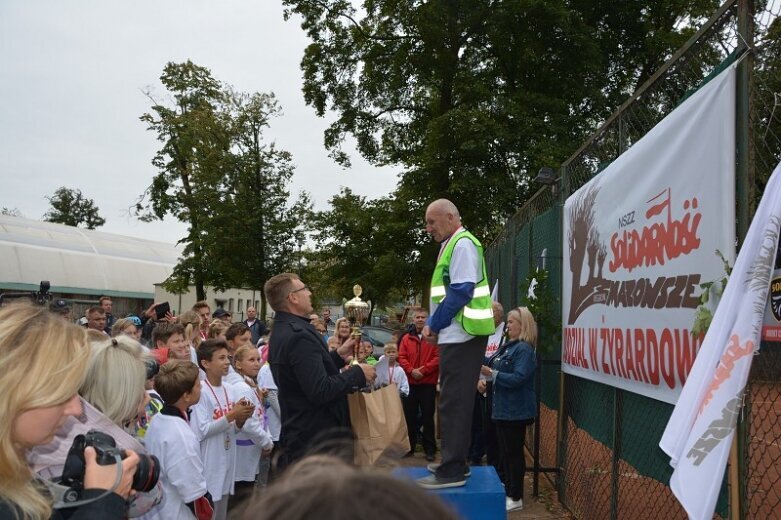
[243,318,268,346]
[269,311,365,466]
[0,488,126,520]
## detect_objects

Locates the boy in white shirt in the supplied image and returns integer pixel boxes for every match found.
[382,343,410,396]
[191,339,254,520]
[144,360,211,520]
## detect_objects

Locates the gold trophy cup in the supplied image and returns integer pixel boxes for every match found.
[343,285,371,365]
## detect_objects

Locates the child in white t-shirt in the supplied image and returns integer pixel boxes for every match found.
[230,345,273,510]
[257,359,280,486]
[381,343,410,396]
[144,360,210,520]
[224,323,253,386]
[191,339,254,520]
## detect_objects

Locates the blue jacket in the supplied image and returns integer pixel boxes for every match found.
[489,339,537,421]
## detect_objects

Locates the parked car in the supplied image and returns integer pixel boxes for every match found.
[360,326,395,357]
[324,322,395,358]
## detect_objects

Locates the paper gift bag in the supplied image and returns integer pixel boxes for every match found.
[348,384,410,465]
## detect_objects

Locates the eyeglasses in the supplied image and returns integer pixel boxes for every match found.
[288,285,310,296]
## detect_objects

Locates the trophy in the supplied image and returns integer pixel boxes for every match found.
[343,284,371,365]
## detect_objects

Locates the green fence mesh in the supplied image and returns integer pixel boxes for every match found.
[485,1,781,518]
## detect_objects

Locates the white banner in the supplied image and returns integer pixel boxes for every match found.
[659,159,781,520]
[562,66,736,404]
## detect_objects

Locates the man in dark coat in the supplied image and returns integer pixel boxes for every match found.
[265,273,376,468]
[243,306,267,345]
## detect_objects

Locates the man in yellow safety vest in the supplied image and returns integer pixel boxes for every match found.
[417,199,494,490]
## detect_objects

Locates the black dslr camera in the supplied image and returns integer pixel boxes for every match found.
[59,430,159,503]
[0,280,52,306]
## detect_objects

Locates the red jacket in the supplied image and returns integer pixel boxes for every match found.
[398,331,439,385]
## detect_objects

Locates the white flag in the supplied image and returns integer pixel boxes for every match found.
[659,159,781,519]
[491,279,499,301]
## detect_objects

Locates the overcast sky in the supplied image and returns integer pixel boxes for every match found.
[0,0,398,243]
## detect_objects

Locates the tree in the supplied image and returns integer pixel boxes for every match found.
[211,91,313,320]
[138,61,310,305]
[137,61,233,300]
[1,207,23,217]
[283,0,719,297]
[44,187,105,229]
[308,188,426,309]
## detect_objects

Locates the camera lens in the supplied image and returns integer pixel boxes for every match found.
[132,454,160,492]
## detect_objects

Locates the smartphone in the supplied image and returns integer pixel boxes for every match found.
[154,302,170,320]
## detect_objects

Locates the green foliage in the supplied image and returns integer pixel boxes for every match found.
[283,0,720,297]
[1,207,23,217]
[44,187,105,229]
[519,267,560,356]
[307,188,425,309]
[691,249,732,337]
[138,61,310,307]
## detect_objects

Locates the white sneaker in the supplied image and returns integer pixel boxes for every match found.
[506,498,523,511]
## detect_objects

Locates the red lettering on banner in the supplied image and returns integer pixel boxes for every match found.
[566,327,703,391]
[624,329,637,381]
[588,328,599,369]
[564,327,589,369]
[633,329,649,383]
[601,327,612,375]
[660,329,676,389]
[614,330,627,378]
[698,334,755,414]
[645,328,660,385]
[608,189,702,273]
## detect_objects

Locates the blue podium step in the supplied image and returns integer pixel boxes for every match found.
[394,466,506,520]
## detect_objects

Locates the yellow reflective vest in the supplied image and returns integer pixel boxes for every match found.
[430,229,495,336]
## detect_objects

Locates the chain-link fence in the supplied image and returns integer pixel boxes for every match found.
[742,1,781,518]
[485,0,781,518]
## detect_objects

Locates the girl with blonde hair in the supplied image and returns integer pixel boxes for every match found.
[0,303,138,520]
[230,345,273,510]
[207,319,229,340]
[326,317,357,354]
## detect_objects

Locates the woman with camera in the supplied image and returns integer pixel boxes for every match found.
[0,303,140,520]
[28,325,162,517]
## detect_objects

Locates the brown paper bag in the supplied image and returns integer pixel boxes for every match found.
[348,384,410,465]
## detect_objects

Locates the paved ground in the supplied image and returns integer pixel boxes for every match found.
[397,451,572,519]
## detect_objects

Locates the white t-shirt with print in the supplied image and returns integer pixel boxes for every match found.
[189,380,240,499]
[233,381,273,482]
[144,413,205,520]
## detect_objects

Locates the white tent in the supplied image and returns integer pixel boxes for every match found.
[0,215,180,298]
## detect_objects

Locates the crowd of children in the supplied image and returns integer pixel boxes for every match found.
[128,302,413,520]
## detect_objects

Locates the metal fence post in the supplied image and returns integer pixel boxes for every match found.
[735,1,754,518]
[736,0,754,246]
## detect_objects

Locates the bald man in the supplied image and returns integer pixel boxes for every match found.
[417,199,495,489]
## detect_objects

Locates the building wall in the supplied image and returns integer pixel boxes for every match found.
[154,285,272,322]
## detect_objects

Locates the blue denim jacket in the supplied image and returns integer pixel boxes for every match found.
[488,339,537,421]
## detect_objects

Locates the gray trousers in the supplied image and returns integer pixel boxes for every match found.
[435,335,488,479]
